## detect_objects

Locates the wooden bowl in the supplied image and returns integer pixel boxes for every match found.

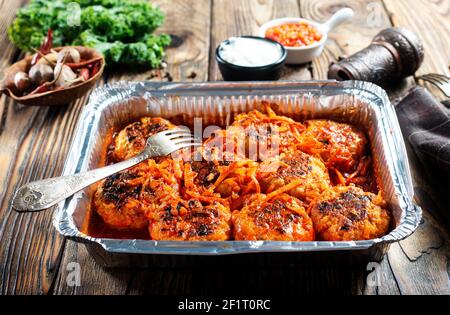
[0,46,105,106]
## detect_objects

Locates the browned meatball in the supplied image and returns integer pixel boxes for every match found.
[257,151,331,204]
[94,158,182,230]
[297,120,368,174]
[231,109,305,159]
[109,117,176,162]
[148,198,232,241]
[309,186,390,241]
[232,193,314,241]
[202,126,248,162]
[93,163,150,230]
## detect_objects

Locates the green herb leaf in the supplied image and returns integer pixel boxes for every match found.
[8,0,171,68]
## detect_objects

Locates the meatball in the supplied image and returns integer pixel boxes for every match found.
[257,151,331,204]
[297,120,368,174]
[309,186,390,241]
[204,107,305,162]
[94,158,182,230]
[149,198,232,241]
[203,126,248,162]
[231,109,305,159]
[93,164,150,230]
[232,193,314,241]
[109,117,176,162]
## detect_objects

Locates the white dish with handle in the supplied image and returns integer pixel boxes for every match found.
[258,8,354,64]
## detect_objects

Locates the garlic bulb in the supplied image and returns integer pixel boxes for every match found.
[37,52,58,66]
[54,63,77,87]
[29,63,54,86]
[57,48,81,64]
[14,71,31,92]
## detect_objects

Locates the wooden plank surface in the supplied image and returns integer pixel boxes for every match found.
[384,0,450,101]
[53,0,213,295]
[299,0,392,79]
[0,0,75,295]
[209,0,311,80]
[300,0,394,294]
[109,0,212,83]
[380,0,450,295]
[384,0,450,77]
[0,0,448,296]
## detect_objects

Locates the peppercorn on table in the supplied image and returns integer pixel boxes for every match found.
[0,0,448,295]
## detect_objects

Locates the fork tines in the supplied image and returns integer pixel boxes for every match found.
[418,73,450,97]
[420,73,449,83]
[162,128,202,148]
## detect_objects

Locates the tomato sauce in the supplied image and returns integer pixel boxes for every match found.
[265,22,323,47]
[83,204,150,240]
[80,128,151,240]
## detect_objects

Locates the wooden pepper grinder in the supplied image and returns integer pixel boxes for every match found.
[328,27,424,87]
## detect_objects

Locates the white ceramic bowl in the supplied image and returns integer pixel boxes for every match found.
[258,8,354,64]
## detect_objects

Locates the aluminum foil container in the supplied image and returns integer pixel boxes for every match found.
[53,80,421,266]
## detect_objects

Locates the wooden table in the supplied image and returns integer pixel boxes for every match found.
[0,0,449,295]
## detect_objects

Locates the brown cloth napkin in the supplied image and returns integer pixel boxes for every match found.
[396,87,450,175]
[395,86,450,223]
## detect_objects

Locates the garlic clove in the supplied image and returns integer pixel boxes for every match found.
[14,71,31,93]
[54,63,77,87]
[29,63,54,86]
[57,48,81,64]
[37,52,58,66]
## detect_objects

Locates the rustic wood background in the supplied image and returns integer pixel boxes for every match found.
[0,0,449,295]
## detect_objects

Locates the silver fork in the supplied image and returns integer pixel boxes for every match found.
[418,73,450,98]
[12,128,201,212]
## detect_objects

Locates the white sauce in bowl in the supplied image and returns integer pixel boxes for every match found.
[219,37,283,67]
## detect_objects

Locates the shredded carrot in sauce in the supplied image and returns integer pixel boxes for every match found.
[213,162,239,188]
[91,102,384,241]
[266,179,304,200]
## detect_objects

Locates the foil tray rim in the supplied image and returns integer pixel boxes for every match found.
[52,80,422,255]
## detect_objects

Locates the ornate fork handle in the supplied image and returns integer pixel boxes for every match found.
[12,151,151,212]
